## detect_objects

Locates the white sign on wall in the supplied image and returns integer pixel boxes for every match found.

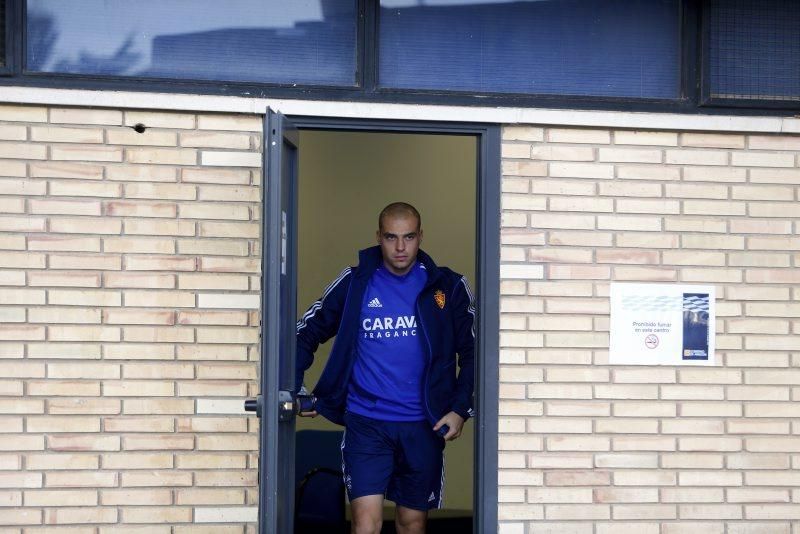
[610,283,716,366]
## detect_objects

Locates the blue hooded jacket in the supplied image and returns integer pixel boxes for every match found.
[296,246,475,426]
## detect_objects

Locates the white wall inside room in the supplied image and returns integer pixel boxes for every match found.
[296,129,477,512]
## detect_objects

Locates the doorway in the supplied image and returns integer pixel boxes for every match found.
[296,129,476,532]
[254,114,500,534]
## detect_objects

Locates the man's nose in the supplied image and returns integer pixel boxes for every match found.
[396,239,406,251]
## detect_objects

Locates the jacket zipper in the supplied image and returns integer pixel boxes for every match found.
[417,297,436,425]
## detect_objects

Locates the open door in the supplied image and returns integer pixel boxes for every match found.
[245,108,299,534]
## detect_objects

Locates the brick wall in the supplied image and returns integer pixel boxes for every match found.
[0,104,261,531]
[499,126,800,533]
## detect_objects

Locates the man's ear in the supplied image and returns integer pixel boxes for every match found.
[376,229,381,243]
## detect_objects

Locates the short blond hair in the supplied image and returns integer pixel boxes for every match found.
[378,202,421,232]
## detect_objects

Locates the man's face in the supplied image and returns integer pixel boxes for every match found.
[376,214,422,276]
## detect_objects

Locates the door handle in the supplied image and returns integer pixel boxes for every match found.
[244,396,262,417]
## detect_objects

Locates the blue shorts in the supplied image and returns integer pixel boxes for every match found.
[341,411,445,511]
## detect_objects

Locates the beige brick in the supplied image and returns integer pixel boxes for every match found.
[748,202,798,218]
[598,182,662,198]
[104,201,177,218]
[101,452,173,470]
[105,344,175,360]
[175,453,246,470]
[180,131,251,149]
[750,168,800,184]
[123,363,193,380]
[124,110,195,129]
[744,403,800,418]
[177,417,246,433]
[200,257,260,273]
[32,126,103,144]
[50,145,122,162]
[101,489,171,506]
[0,508,42,525]
[732,151,795,167]
[501,143,530,159]
[200,151,260,167]
[0,216,47,233]
[28,307,101,323]
[0,308,24,322]
[666,150,728,166]
[617,164,680,181]
[106,128,177,146]
[27,416,101,433]
[748,236,800,251]
[532,145,594,161]
[0,104,47,122]
[616,198,680,214]
[614,130,677,146]
[679,436,741,452]
[0,142,46,160]
[177,202,250,220]
[127,147,197,165]
[122,399,194,415]
[545,470,610,486]
[550,162,614,179]
[31,162,104,181]
[24,489,97,506]
[125,255,196,272]
[682,133,745,148]
[103,237,175,254]
[103,380,174,397]
[122,435,194,451]
[181,168,251,186]
[503,126,545,142]
[107,164,177,182]
[177,239,248,257]
[27,343,102,359]
[104,273,175,290]
[122,324,194,341]
[0,234,26,251]
[0,123,27,140]
[124,219,195,236]
[548,128,609,144]
[177,310,248,326]
[47,399,120,415]
[599,147,661,163]
[49,217,122,235]
[197,435,258,451]
[661,453,724,469]
[124,184,195,204]
[49,289,121,307]
[104,417,174,433]
[502,160,548,177]
[198,221,259,239]
[176,344,248,361]
[175,488,245,505]
[47,436,120,453]
[47,362,120,379]
[197,114,260,131]
[615,470,676,486]
[121,506,193,523]
[28,271,100,288]
[176,381,247,397]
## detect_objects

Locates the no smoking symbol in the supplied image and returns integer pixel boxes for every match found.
[645,334,659,349]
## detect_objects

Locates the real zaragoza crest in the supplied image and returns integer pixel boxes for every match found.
[434,289,446,309]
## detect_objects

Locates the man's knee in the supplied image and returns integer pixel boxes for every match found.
[351,495,383,534]
[395,506,427,534]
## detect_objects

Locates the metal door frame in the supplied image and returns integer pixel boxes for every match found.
[265,115,501,533]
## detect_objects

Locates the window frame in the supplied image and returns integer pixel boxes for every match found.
[0,0,15,75]
[699,0,800,109]
[0,0,796,115]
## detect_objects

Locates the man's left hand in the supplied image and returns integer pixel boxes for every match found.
[433,411,465,441]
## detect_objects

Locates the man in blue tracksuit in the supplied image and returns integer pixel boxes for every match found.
[295,202,475,534]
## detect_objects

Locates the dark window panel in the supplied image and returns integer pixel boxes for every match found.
[26,0,358,86]
[378,0,681,99]
[1,0,6,67]
[708,0,800,102]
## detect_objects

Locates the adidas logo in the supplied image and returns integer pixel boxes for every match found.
[368,297,383,308]
[428,492,435,502]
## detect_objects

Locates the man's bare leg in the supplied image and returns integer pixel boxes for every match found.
[395,505,427,534]
[351,494,384,534]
